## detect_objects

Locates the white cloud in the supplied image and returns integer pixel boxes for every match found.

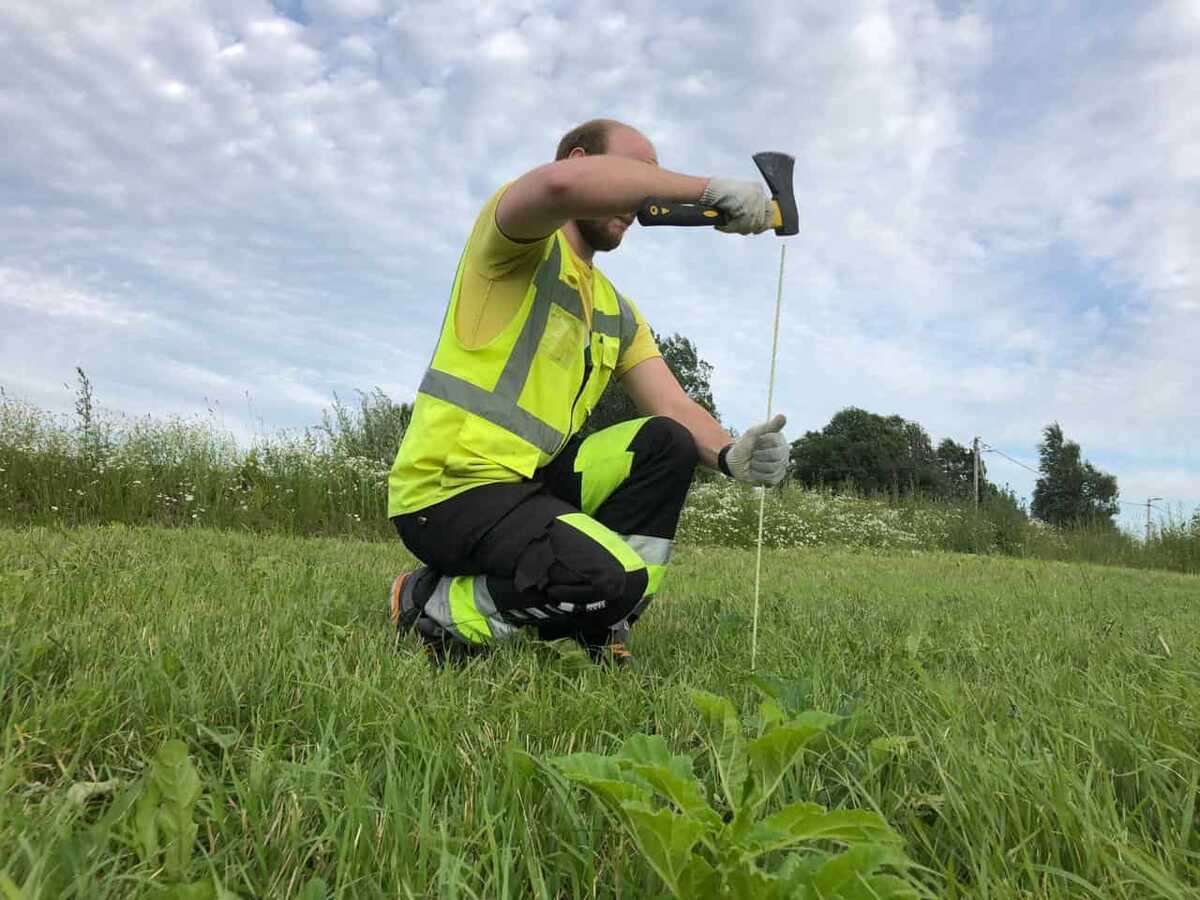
[0,267,170,329]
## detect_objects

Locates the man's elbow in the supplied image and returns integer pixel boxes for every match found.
[541,161,577,212]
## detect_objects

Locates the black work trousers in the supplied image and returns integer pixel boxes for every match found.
[392,416,697,649]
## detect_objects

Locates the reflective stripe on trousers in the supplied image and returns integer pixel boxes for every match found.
[621,533,672,596]
[421,532,671,646]
[422,574,517,645]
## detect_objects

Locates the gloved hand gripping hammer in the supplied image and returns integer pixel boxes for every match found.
[637,151,800,236]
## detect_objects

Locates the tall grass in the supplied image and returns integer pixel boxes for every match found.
[0,382,389,539]
[2,526,1197,896]
[2,382,1198,573]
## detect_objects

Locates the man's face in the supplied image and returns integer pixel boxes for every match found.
[575,127,658,255]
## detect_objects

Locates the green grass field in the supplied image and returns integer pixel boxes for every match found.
[2,525,1198,897]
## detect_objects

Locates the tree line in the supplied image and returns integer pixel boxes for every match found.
[584,332,1121,529]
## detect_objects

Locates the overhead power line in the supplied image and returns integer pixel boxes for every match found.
[981,444,1039,476]
[980,441,1170,511]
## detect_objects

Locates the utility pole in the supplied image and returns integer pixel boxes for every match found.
[972,437,981,512]
[1146,497,1162,542]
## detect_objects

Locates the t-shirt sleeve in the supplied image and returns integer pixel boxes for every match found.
[468,183,551,279]
[615,297,661,378]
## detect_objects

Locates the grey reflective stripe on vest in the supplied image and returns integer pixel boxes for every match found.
[420,369,563,454]
[418,239,602,455]
[612,290,636,350]
[593,312,622,341]
[622,534,673,566]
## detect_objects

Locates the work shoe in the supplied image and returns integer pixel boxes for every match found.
[388,571,423,636]
[390,571,475,664]
[586,641,634,668]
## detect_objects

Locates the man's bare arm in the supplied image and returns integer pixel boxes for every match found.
[620,357,731,470]
[497,157,708,241]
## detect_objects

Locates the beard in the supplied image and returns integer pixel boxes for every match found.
[575,216,627,253]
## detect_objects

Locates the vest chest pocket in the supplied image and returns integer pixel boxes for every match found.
[597,332,621,371]
[540,304,586,369]
[582,332,622,420]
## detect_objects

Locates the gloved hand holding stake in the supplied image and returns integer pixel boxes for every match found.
[721,414,789,485]
[700,178,775,235]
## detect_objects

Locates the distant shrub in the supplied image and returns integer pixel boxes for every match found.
[312,389,411,472]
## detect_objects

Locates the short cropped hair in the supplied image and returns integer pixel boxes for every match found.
[555,118,621,160]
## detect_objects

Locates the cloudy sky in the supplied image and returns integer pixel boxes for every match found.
[1,0,1197,529]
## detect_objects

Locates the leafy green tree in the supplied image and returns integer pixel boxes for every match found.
[1031,422,1119,527]
[935,438,975,500]
[789,407,942,497]
[584,330,719,435]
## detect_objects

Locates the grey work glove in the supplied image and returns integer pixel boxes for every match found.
[722,414,789,485]
[700,177,774,235]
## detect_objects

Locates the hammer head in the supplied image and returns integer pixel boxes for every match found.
[752,151,799,236]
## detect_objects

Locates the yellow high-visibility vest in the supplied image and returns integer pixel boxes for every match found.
[388,231,636,516]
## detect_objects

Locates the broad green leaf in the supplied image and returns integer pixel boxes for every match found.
[618,800,707,897]
[503,742,536,790]
[868,736,915,767]
[152,741,202,809]
[624,761,722,832]
[618,735,719,827]
[146,741,202,879]
[745,711,840,805]
[723,859,781,900]
[134,779,162,863]
[750,673,813,715]
[774,852,823,893]
[550,753,651,811]
[551,752,624,780]
[618,734,692,777]
[758,697,786,734]
[750,803,898,853]
[692,691,747,811]
[166,811,200,878]
[677,855,721,899]
[810,843,910,895]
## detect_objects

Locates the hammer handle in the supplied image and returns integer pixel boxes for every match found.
[637,199,785,230]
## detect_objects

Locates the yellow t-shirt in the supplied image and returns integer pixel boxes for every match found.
[454,184,660,375]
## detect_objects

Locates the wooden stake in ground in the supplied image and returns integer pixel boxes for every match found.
[751,242,787,673]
